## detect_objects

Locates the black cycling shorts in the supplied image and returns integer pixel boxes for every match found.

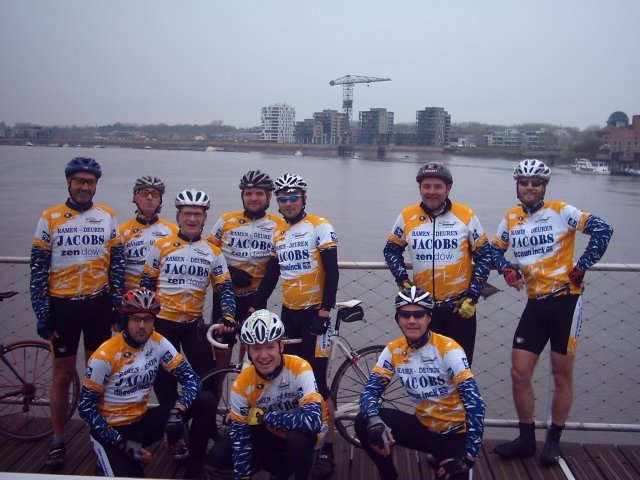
[49,294,113,358]
[513,293,582,356]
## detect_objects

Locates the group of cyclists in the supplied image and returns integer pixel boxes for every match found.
[29,155,612,479]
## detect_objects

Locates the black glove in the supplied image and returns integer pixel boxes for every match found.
[228,265,253,288]
[36,317,55,341]
[310,315,330,335]
[366,415,393,448]
[439,456,474,478]
[119,439,144,462]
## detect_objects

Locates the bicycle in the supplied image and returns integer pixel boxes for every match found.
[203,300,414,447]
[0,291,81,441]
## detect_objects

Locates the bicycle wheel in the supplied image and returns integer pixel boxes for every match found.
[0,340,80,441]
[200,364,242,438]
[331,345,415,448]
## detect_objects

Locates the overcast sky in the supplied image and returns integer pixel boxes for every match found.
[1,0,638,130]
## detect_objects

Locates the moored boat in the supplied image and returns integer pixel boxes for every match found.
[574,158,610,175]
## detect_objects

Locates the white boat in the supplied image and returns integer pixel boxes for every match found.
[294,150,304,156]
[574,158,610,175]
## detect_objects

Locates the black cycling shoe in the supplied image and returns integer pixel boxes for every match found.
[540,436,561,466]
[311,451,335,479]
[493,436,536,459]
[45,442,66,471]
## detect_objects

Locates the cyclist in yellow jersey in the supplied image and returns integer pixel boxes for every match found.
[356,287,485,480]
[120,176,178,292]
[250,173,338,476]
[79,289,214,479]
[208,310,327,480]
[384,162,491,365]
[491,159,613,466]
[30,157,125,471]
[141,189,236,409]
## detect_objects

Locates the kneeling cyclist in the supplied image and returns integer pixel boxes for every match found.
[209,310,327,480]
[79,288,215,479]
[355,287,486,480]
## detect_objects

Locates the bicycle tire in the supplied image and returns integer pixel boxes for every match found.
[0,340,80,441]
[331,344,415,448]
[200,364,243,439]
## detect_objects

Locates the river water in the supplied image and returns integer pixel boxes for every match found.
[0,145,637,262]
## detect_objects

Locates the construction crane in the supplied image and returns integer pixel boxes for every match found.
[329,75,391,142]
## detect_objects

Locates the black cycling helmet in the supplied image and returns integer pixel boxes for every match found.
[239,170,274,191]
[395,286,434,313]
[65,157,102,179]
[416,162,453,185]
[133,175,166,195]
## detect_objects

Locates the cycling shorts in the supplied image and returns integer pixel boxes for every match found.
[49,294,113,358]
[280,306,331,399]
[513,293,582,356]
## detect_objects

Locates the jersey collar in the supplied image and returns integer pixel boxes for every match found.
[178,230,201,242]
[419,198,452,218]
[136,214,160,226]
[66,198,93,212]
[243,209,267,220]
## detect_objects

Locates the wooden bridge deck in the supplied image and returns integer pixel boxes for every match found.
[0,421,639,479]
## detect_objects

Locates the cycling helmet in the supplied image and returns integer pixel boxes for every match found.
[274,172,308,193]
[133,175,166,195]
[416,162,453,185]
[239,170,274,191]
[240,309,285,345]
[65,157,102,179]
[513,159,551,182]
[394,286,434,312]
[120,288,161,315]
[175,189,210,210]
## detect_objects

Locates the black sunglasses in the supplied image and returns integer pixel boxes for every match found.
[397,310,429,319]
[517,179,545,187]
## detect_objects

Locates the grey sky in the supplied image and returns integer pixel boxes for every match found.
[1,0,638,130]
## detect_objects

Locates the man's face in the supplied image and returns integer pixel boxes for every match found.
[67,172,98,205]
[247,341,283,376]
[396,306,431,342]
[177,206,207,237]
[134,188,162,218]
[516,177,546,207]
[127,313,155,343]
[419,178,451,211]
[242,187,271,213]
[276,190,305,220]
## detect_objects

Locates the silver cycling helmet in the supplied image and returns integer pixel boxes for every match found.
[175,189,210,210]
[239,170,274,191]
[274,172,308,193]
[240,309,285,345]
[134,175,166,195]
[513,159,551,182]
[394,286,434,312]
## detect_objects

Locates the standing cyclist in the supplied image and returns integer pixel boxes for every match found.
[250,173,338,476]
[79,288,215,479]
[30,157,125,471]
[491,159,613,466]
[207,170,284,366]
[120,176,178,292]
[208,310,327,480]
[355,286,485,480]
[141,189,235,407]
[384,162,491,365]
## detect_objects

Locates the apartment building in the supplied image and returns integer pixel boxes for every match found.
[295,119,324,144]
[416,107,451,147]
[312,109,346,144]
[260,103,296,143]
[358,108,394,145]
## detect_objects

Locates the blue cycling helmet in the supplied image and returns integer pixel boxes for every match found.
[65,157,102,179]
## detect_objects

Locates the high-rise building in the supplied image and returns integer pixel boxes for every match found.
[416,107,451,147]
[313,110,347,144]
[260,103,295,143]
[295,119,324,144]
[358,108,394,145]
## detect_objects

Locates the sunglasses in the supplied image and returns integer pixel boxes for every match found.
[137,189,161,198]
[70,177,97,187]
[397,310,429,319]
[517,179,545,187]
[276,195,301,204]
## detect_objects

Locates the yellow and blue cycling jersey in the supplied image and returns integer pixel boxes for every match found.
[271,214,338,309]
[30,200,125,320]
[385,200,490,302]
[78,330,200,446]
[141,232,233,322]
[492,201,613,299]
[207,210,285,295]
[120,216,178,291]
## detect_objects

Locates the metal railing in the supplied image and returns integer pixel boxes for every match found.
[2,257,639,434]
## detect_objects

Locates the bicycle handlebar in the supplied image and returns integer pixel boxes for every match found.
[207,323,302,349]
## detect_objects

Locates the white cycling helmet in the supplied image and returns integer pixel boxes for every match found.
[513,159,551,182]
[394,286,434,312]
[274,172,307,193]
[175,189,210,210]
[240,309,285,345]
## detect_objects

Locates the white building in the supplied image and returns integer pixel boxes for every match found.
[261,103,296,143]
